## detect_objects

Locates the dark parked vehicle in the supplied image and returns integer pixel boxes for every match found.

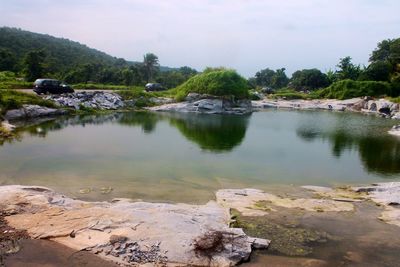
[33,79,74,94]
[145,83,166,92]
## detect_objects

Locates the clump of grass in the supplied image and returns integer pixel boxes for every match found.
[175,69,249,101]
[0,90,56,114]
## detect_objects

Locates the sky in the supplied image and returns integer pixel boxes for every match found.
[1,0,399,77]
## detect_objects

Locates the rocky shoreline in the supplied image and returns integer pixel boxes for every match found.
[2,93,400,140]
[0,182,399,266]
[252,97,400,119]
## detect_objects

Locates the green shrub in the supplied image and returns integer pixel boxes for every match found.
[175,69,249,101]
[317,80,392,99]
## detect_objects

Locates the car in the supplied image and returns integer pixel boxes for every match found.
[145,83,166,92]
[33,79,74,95]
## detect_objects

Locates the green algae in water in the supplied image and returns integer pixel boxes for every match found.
[231,209,329,256]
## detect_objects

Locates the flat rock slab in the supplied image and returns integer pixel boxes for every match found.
[216,189,354,216]
[353,182,400,205]
[303,183,400,228]
[0,185,268,266]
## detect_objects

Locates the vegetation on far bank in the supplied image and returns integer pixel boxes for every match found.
[1,26,400,102]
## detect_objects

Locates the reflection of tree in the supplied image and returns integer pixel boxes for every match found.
[1,111,250,154]
[358,138,400,174]
[296,126,400,175]
[118,112,159,134]
[167,113,249,152]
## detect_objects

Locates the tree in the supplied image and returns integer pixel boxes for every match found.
[336,56,361,81]
[178,66,197,78]
[254,68,275,87]
[369,38,400,83]
[271,68,289,88]
[359,61,391,81]
[142,53,159,83]
[290,69,329,90]
[370,38,400,65]
[0,48,17,71]
[23,50,46,81]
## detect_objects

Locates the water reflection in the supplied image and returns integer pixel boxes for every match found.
[5,111,249,153]
[296,118,400,175]
[166,113,250,152]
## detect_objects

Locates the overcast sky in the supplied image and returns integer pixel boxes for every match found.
[1,0,399,77]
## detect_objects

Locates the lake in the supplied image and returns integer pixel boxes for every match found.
[1,110,399,203]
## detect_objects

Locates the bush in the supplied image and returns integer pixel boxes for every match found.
[175,69,249,101]
[316,80,392,99]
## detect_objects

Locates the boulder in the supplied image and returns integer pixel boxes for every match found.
[149,98,253,115]
[4,105,67,121]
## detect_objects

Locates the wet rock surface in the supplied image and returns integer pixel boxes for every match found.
[0,210,30,266]
[0,185,269,267]
[44,91,124,110]
[4,105,67,121]
[216,188,354,216]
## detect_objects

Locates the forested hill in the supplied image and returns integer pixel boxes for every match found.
[0,27,124,72]
[0,27,191,85]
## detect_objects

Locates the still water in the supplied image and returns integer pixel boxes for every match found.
[1,110,399,203]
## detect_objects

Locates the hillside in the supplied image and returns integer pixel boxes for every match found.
[0,27,185,85]
[0,27,124,72]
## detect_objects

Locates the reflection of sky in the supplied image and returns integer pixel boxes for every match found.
[1,0,400,76]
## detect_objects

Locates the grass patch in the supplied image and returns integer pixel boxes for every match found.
[0,80,32,89]
[72,83,129,90]
[270,88,310,100]
[388,96,400,103]
[0,90,56,114]
[116,87,177,108]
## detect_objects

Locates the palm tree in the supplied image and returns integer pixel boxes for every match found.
[143,53,159,83]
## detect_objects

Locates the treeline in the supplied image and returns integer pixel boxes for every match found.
[249,38,400,98]
[0,27,197,87]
